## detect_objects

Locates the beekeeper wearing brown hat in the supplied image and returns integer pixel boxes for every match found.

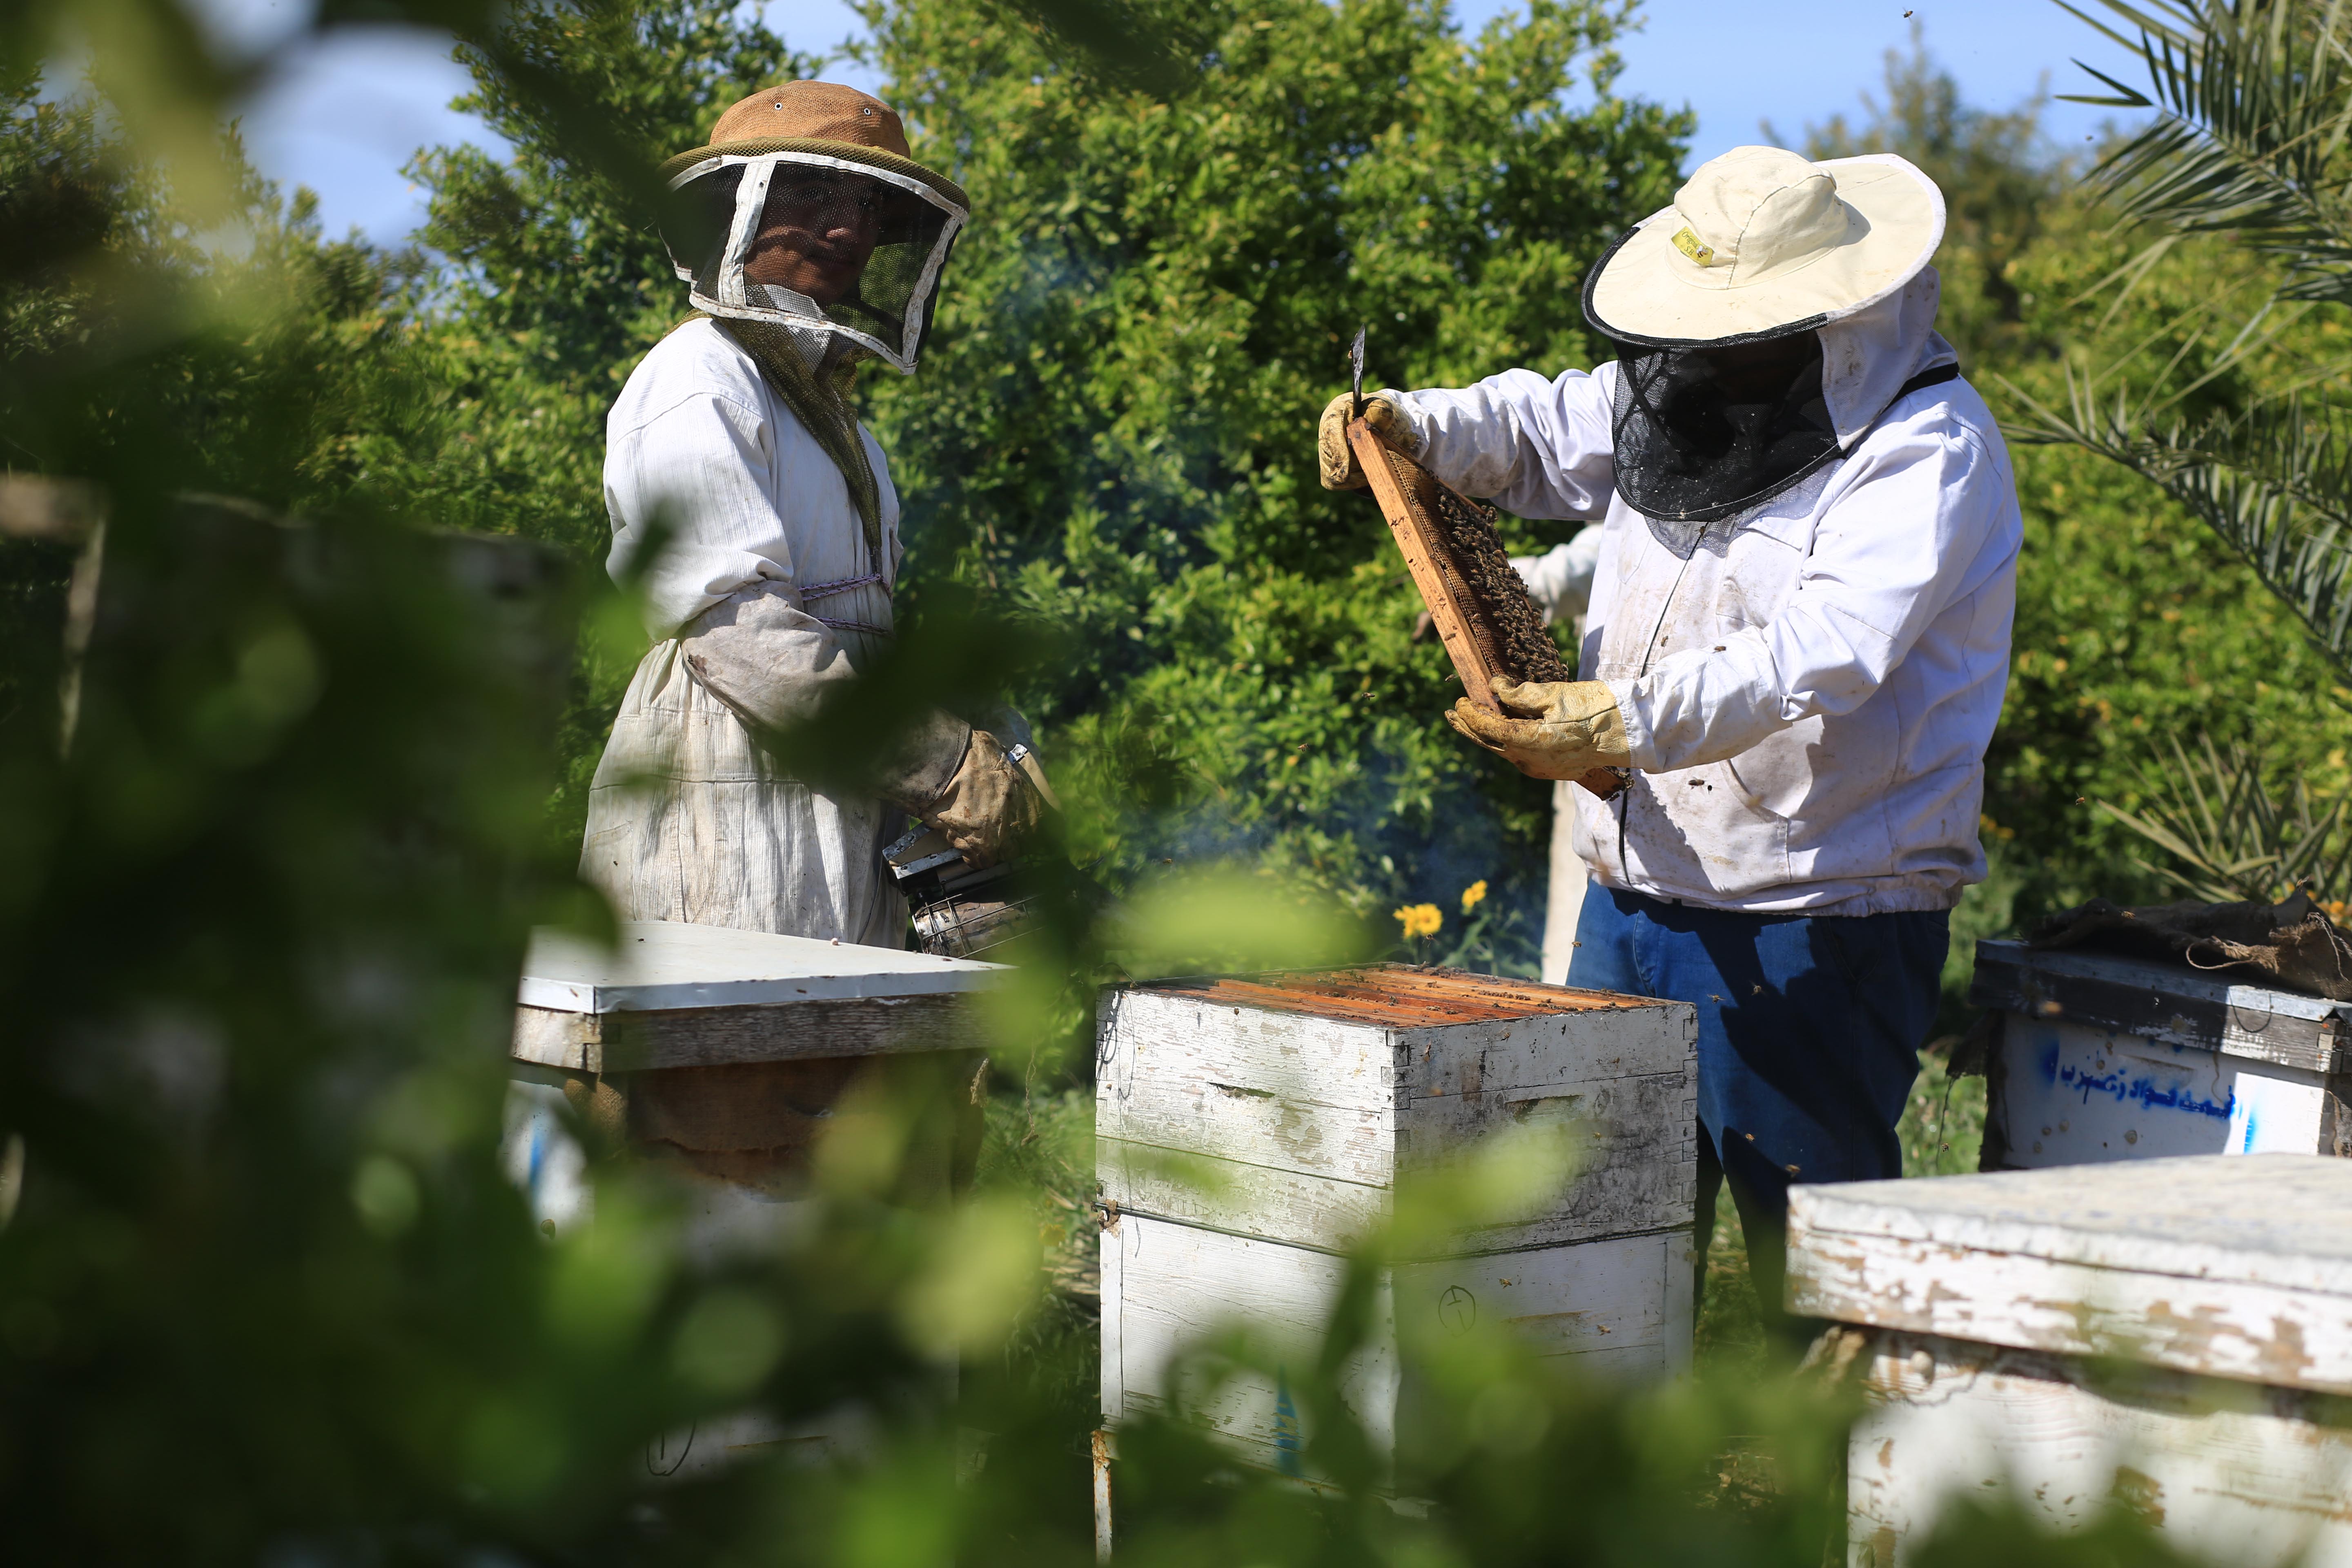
[1323,146,2022,1334]
[582,82,1044,944]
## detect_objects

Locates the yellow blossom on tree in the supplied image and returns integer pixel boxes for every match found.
[1394,903,1442,940]
[1460,880,1488,914]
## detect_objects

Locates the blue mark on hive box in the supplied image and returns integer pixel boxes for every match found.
[1273,1369,1303,1476]
[2054,1059,2232,1121]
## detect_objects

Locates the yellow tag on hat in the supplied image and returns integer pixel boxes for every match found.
[1670,226,1717,267]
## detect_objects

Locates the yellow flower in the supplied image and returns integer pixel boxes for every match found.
[1393,903,1443,940]
[1460,880,1488,915]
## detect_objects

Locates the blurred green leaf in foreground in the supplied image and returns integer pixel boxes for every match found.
[0,2,2225,1565]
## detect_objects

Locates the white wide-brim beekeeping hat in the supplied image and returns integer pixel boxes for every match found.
[1583,147,1945,346]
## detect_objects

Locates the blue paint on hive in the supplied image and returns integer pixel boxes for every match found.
[2056,1060,2232,1121]
[1273,1369,1303,1477]
[2038,1039,2061,1086]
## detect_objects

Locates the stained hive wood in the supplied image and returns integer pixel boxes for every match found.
[1788,1154,2352,1566]
[1096,963,1698,1475]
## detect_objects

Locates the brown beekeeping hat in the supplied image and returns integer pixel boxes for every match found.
[660,80,969,212]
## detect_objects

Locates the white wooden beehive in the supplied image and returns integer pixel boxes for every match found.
[1788,1154,2352,1568]
[1968,939,2352,1166]
[505,922,1005,1479]
[1095,964,1698,1469]
[505,920,1004,1227]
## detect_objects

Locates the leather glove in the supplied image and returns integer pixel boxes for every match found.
[1445,677,1631,781]
[922,729,1047,870]
[1318,390,1419,490]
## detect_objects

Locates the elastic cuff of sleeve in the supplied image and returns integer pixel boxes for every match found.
[1604,677,1658,773]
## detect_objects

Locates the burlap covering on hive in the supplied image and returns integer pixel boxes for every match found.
[2029,888,2352,1002]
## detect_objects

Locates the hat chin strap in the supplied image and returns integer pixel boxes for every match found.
[748,284,835,370]
[713,161,773,312]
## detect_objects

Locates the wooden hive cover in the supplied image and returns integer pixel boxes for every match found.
[1132,964,1662,1027]
[520,920,1004,1014]
[512,921,1006,1074]
[1787,1154,2352,1393]
[1970,938,2352,1075]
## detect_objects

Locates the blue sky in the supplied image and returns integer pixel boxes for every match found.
[199,0,2154,243]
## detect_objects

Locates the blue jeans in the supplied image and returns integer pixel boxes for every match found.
[1566,883,1947,1328]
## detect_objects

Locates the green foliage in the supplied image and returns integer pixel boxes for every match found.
[2067,0,2352,304]
[0,4,2299,1564]
[386,2,820,843]
[0,75,421,513]
[1974,0,2352,898]
[855,0,1690,953]
[2097,733,2352,903]
[1985,430,2352,915]
[2036,388,2352,679]
[0,500,635,1559]
[405,0,813,554]
[367,0,1695,957]
[1790,29,2352,927]
[0,36,842,1557]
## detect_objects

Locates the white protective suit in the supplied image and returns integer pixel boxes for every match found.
[1399,270,2022,915]
[1511,530,1604,977]
[580,318,911,944]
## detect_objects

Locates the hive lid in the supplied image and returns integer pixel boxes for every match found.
[1788,1154,2352,1390]
[1134,963,1664,1029]
[1970,938,2351,1074]
[518,920,1005,1013]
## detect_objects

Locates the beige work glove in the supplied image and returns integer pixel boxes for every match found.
[1446,677,1631,781]
[922,730,1048,870]
[1317,390,1419,490]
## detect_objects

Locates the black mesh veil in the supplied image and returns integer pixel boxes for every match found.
[660,151,966,374]
[1607,333,1839,525]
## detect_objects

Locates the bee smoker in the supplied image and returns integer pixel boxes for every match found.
[883,741,1051,959]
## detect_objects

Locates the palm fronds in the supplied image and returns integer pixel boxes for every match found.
[2064,0,2352,301]
[2097,733,2352,903]
[2003,368,2352,677]
[2035,1,2352,905]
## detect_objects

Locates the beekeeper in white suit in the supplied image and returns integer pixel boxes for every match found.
[1509,530,1605,980]
[583,82,1042,943]
[1323,146,2022,1334]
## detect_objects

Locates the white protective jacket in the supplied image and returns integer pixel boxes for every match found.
[1398,272,2021,915]
[580,318,909,945]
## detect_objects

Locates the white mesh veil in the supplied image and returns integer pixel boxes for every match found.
[662,150,968,375]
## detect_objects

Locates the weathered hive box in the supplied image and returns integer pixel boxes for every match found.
[508,920,1004,1227]
[507,921,1004,1479]
[1096,964,1698,1470]
[1968,938,2352,1167]
[1788,1154,2352,1568]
